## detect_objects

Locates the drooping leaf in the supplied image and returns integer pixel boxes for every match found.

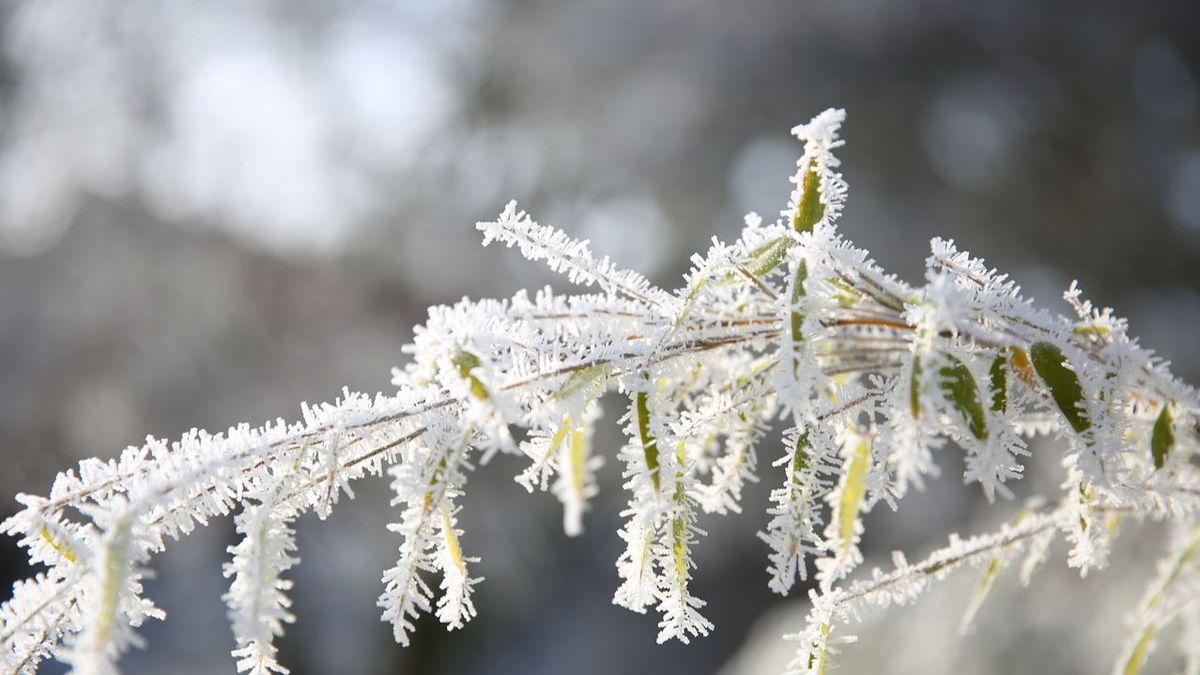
[939,355,988,440]
[635,391,660,491]
[1029,342,1090,433]
[838,434,871,551]
[790,259,808,344]
[988,353,1007,413]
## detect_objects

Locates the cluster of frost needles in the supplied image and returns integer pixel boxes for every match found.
[4,108,1200,675]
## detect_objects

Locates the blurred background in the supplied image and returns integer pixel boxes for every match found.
[2,0,1199,673]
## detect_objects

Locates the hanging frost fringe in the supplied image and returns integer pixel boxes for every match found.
[377,423,481,646]
[788,509,1063,674]
[548,405,604,537]
[223,469,304,675]
[4,107,1200,675]
[760,421,841,595]
[62,509,161,675]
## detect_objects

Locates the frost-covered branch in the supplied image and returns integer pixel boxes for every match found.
[4,108,1200,675]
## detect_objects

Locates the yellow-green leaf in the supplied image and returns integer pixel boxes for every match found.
[838,434,871,551]
[635,391,660,491]
[441,509,466,575]
[807,622,832,675]
[548,416,574,456]
[555,364,612,401]
[671,516,688,584]
[451,350,490,401]
[1121,622,1157,675]
[568,429,587,495]
[39,527,78,564]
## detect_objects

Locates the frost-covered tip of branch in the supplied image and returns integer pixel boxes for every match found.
[759,423,839,595]
[476,200,677,312]
[223,489,300,675]
[787,508,1064,674]
[787,107,848,230]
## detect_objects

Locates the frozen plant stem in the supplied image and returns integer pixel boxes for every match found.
[3,108,1200,675]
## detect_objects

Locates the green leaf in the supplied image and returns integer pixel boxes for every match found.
[746,237,790,278]
[1151,404,1175,470]
[939,355,988,440]
[790,259,808,343]
[792,160,826,233]
[1030,342,1091,434]
[790,430,811,484]
[988,353,1007,413]
[826,277,862,307]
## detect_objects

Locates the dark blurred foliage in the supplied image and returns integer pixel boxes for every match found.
[1,1,1198,673]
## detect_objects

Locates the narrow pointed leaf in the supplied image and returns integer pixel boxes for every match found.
[988,353,1007,413]
[635,391,660,491]
[793,160,825,233]
[790,259,808,344]
[1151,404,1174,470]
[746,237,790,278]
